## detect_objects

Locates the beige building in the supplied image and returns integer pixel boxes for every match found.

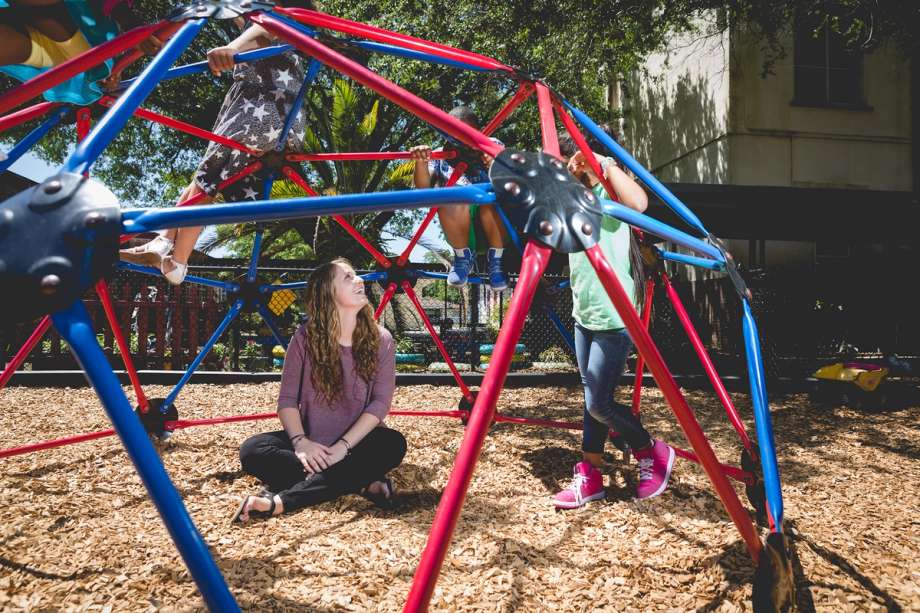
[618,16,917,272]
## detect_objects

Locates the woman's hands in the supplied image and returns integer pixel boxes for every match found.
[293,438,332,473]
[293,438,348,473]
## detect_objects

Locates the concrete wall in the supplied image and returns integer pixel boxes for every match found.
[729,30,912,190]
[623,23,731,183]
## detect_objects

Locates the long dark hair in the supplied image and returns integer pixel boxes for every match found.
[559,126,646,309]
[303,258,379,405]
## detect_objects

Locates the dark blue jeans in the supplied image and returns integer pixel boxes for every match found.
[575,324,653,454]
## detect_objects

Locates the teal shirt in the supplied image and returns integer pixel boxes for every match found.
[0,1,116,105]
[568,182,635,331]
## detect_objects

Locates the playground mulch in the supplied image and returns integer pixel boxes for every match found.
[1,382,918,612]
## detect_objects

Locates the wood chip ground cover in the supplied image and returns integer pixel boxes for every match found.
[1,383,918,611]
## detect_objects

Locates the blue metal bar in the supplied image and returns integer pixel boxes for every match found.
[63,19,206,174]
[246,174,275,283]
[122,184,496,234]
[349,39,491,72]
[116,261,239,292]
[162,300,244,410]
[51,301,239,611]
[541,305,575,353]
[257,303,288,348]
[410,269,486,285]
[554,279,570,290]
[494,203,523,253]
[0,106,68,173]
[658,249,726,271]
[116,45,293,91]
[563,100,709,236]
[275,59,320,152]
[741,299,783,530]
[359,271,389,283]
[264,9,317,38]
[599,199,723,261]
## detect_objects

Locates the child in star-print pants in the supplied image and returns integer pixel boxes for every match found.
[120,3,313,285]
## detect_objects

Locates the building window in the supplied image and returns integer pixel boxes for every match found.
[793,16,865,107]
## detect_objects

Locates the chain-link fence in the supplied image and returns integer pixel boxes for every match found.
[3,260,916,377]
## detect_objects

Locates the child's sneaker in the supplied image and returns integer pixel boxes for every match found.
[633,440,675,500]
[553,461,605,509]
[486,248,508,291]
[447,248,474,286]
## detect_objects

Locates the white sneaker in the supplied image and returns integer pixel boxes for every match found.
[161,256,187,285]
[120,234,174,267]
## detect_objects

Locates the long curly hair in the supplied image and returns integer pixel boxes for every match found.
[303,258,380,405]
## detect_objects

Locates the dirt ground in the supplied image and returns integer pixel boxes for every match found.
[1,381,918,612]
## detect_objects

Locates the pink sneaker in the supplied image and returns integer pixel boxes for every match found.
[633,440,675,500]
[553,461,605,509]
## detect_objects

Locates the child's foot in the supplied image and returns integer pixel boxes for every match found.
[633,440,675,500]
[486,248,508,291]
[447,248,473,287]
[553,461,605,509]
[119,234,173,267]
[161,256,187,285]
[232,492,281,523]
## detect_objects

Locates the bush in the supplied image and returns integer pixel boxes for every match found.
[538,346,572,364]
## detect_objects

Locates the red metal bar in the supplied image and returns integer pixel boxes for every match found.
[99,97,259,156]
[389,410,465,419]
[374,282,398,321]
[75,108,91,141]
[631,277,656,416]
[553,96,623,203]
[0,317,52,390]
[285,150,456,162]
[493,414,581,430]
[482,84,534,137]
[395,162,467,267]
[400,281,473,404]
[0,21,170,115]
[0,407,452,460]
[253,13,503,160]
[0,101,60,133]
[582,243,762,561]
[94,279,149,412]
[107,22,185,82]
[276,7,512,73]
[280,165,392,268]
[671,446,754,485]
[535,83,560,156]
[662,272,753,451]
[404,241,553,612]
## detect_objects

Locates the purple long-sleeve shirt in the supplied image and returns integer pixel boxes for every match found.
[277,325,395,446]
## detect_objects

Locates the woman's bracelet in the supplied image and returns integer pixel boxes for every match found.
[338,438,352,455]
[289,433,307,445]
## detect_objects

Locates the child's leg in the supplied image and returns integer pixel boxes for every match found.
[575,324,610,467]
[437,205,471,249]
[582,328,653,451]
[477,205,508,248]
[168,182,211,265]
[0,22,33,65]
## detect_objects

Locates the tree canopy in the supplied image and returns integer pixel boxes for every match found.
[2,0,916,263]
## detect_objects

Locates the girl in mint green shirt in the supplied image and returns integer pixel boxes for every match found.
[553,129,676,509]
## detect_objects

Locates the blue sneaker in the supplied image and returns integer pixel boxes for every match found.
[447,248,474,286]
[487,248,508,291]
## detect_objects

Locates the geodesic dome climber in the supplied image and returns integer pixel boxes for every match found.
[0,1,793,611]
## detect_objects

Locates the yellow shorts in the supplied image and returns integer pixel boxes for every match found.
[24,25,90,68]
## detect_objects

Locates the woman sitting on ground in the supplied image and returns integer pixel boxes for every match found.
[234,258,406,522]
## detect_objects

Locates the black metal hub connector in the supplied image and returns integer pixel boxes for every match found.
[167,0,275,21]
[0,173,121,323]
[375,257,418,295]
[489,149,602,254]
[709,235,753,302]
[258,150,287,174]
[136,398,179,436]
[228,278,267,313]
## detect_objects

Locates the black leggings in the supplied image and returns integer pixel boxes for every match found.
[239,427,407,513]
